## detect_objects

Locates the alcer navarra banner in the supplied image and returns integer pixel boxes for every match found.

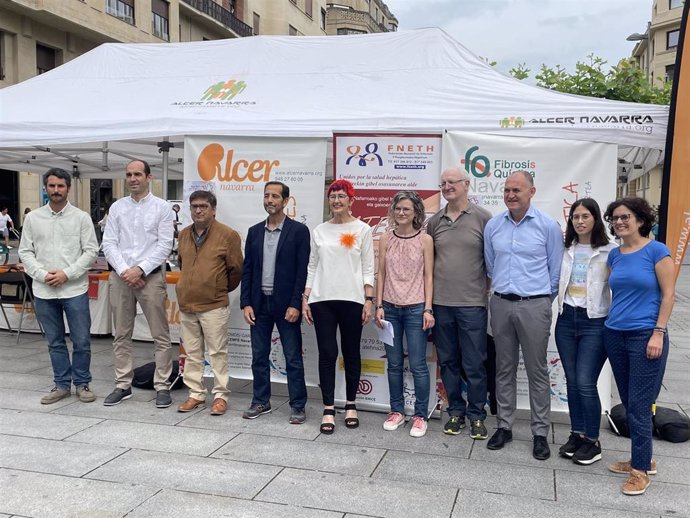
[444,131,617,411]
[183,136,327,386]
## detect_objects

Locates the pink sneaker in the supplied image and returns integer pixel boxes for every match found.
[383,412,405,431]
[409,416,427,437]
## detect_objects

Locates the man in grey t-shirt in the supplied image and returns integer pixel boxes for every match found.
[427,167,492,441]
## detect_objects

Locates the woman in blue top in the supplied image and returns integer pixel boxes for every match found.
[556,199,616,466]
[603,197,675,496]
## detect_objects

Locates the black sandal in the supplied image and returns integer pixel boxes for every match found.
[320,408,336,434]
[344,403,359,429]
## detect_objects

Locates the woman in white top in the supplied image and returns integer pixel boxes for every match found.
[303,179,375,434]
[555,198,616,466]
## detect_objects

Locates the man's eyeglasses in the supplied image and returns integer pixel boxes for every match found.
[438,179,468,189]
[609,213,633,223]
[190,204,211,211]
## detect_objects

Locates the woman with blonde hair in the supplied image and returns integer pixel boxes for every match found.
[375,190,434,437]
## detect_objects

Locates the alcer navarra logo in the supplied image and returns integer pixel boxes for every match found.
[461,146,537,179]
[201,79,247,101]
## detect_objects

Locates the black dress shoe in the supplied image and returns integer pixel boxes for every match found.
[487,428,513,450]
[533,435,551,460]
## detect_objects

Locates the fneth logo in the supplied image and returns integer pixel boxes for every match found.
[345,143,383,167]
[461,146,491,178]
[201,79,247,101]
[197,143,280,186]
[499,116,524,128]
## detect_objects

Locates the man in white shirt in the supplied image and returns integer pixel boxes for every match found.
[102,159,175,408]
[0,207,13,249]
[19,168,99,404]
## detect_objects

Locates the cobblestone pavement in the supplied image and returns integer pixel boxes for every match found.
[1,257,689,517]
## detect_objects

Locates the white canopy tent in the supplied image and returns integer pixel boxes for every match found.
[0,28,668,183]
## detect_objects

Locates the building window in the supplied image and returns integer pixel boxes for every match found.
[320,8,326,30]
[36,43,56,75]
[152,0,169,40]
[667,29,679,49]
[106,0,135,25]
[305,0,313,18]
[670,0,683,8]
[289,24,299,36]
[665,64,675,82]
[253,12,260,35]
[337,28,366,35]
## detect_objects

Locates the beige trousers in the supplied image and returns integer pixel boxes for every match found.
[180,305,230,402]
[110,270,172,391]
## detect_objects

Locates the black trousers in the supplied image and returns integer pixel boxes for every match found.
[310,300,363,406]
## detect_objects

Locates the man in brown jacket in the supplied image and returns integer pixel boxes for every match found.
[175,190,243,416]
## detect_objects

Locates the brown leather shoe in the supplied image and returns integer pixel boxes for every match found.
[177,398,205,412]
[210,398,227,416]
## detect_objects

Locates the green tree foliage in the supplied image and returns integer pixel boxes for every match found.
[508,54,671,105]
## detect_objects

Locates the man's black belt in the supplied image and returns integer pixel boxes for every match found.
[494,292,549,302]
[149,266,162,275]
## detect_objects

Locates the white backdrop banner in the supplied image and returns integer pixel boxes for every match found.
[183,136,327,387]
[443,131,617,412]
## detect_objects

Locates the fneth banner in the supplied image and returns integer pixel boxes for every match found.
[443,131,617,411]
[333,133,442,412]
[184,136,327,386]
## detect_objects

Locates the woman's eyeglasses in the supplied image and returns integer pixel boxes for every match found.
[609,213,633,223]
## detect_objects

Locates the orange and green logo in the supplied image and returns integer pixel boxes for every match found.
[461,146,491,178]
[201,79,247,101]
[499,116,524,129]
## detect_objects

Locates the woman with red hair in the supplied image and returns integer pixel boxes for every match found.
[303,179,375,434]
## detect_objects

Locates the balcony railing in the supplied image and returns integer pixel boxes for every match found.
[181,0,253,37]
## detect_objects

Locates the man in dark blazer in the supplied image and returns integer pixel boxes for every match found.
[240,181,311,424]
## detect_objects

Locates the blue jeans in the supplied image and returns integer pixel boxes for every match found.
[34,292,92,389]
[555,304,607,440]
[383,302,430,418]
[250,294,307,410]
[604,327,669,472]
[432,305,488,421]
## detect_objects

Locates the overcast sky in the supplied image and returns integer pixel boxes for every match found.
[385,0,652,79]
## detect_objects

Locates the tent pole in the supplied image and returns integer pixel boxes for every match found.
[158,137,172,200]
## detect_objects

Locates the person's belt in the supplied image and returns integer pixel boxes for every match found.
[149,266,162,275]
[494,292,549,302]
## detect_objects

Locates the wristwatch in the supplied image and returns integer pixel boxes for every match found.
[423,308,433,315]
[365,296,375,303]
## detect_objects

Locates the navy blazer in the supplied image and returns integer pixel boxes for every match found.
[240,216,310,317]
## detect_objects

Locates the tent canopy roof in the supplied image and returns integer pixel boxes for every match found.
[0,28,668,177]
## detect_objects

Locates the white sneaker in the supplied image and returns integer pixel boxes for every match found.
[383,412,405,431]
[409,416,427,438]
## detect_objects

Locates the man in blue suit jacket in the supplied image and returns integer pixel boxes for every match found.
[240,181,311,424]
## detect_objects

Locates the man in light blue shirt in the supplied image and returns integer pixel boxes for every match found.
[483,170,563,460]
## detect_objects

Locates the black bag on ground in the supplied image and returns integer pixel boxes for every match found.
[607,403,630,437]
[607,403,690,443]
[653,407,690,443]
[132,360,185,390]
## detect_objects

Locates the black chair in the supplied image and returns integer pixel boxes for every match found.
[0,268,43,344]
